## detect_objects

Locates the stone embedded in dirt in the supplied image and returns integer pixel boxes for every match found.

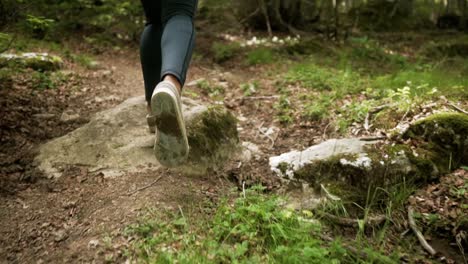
[53,229,68,242]
[0,53,62,71]
[270,138,381,180]
[240,141,262,163]
[270,138,420,203]
[88,239,99,249]
[270,112,468,205]
[35,96,238,178]
[60,111,80,123]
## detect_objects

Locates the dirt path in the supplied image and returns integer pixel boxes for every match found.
[0,51,239,263]
[0,41,316,263]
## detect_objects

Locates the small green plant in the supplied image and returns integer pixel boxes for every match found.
[240,81,259,96]
[211,41,241,63]
[31,71,55,89]
[68,53,99,69]
[274,95,294,124]
[25,15,55,39]
[246,47,275,65]
[197,79,224,97]
[301,93,335,122]
[30,71,70,90]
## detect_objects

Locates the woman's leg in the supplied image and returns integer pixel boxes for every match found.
[140,0,162,103]
[145,0,198,167]
[160,0,198,90]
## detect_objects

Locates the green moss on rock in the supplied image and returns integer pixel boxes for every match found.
[403,112,468,172]
[185,105,239,170]
[0,53,63,71]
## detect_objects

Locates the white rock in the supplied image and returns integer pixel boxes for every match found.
[269,138,380,179]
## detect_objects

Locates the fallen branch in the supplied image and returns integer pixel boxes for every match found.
[448,102,468,115]
[322,212,387,227]
[320,184,341,201]
[125,175,163,196]
[408,206,437,256]
[359,136,387,141]
[237,95,280,101]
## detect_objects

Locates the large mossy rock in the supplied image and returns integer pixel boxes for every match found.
[403,112,468,174]
[35,96,238,178]
[0,53,62,71]
[269,113,468,204]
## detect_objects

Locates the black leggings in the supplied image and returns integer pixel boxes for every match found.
[140,0,198,102]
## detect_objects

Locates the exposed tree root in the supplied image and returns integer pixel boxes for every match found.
[407,206,437,256]
[322,212,387,228]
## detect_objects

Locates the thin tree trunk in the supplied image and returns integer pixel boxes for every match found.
[334,0,340,41]
[259,0,272,36]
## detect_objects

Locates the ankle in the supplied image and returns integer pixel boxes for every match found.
[163,75,182,95]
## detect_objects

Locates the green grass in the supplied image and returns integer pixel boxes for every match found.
[66,53,99,69]
[285,63,367,95]
[196,79,225,98]
[372,67,468,99]
[211,41,241,63]
[246,47,276,65]
[280,35,468,132]
[125,186,393,263]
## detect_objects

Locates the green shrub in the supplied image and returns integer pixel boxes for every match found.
[25,15,55,39]
[246,47,276,65]
[211,41,241,63]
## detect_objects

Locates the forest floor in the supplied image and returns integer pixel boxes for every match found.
[1,31,467,263]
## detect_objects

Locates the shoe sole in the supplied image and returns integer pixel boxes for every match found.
[151,82,189,167]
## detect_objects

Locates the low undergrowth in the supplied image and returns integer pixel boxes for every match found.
[124,186,394,263]
[276,34,468,133]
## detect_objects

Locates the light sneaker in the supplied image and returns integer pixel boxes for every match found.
[151,81,189,167]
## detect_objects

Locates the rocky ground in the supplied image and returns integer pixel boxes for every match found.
[0,34,467,263]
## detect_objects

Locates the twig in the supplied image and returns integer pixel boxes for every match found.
[320,234,368,260]
[369,104,391,114]
[399,108,410,125]
[258,126,275,146]
[448,102,468,115]
[359,136,386,141]
[242,181,246,199]
[239,7,260,25]
[408,206,437,256]
[125,175,163,196]
[322,122,332,139]
[364,112,370,131]
[270,131,279,149]
[237,95,279,101]
[320,184,341,201]
[322,212,386,227]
